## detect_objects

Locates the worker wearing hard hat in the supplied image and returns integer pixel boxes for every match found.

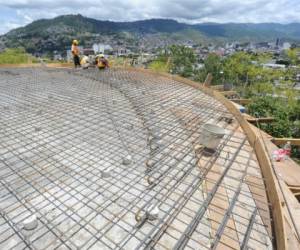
[96,54,109,70]
[71,40,81,68]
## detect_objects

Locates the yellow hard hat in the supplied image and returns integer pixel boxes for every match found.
[73,40,78,45]
[98,54,104,58]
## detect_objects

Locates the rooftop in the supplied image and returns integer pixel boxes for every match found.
[0,67,280,249]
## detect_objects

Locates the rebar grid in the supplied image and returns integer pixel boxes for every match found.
[0,67,272,250]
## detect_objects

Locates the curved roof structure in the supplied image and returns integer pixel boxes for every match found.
[0,67,290,249]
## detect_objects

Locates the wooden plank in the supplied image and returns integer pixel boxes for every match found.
[249,126,300,188]
[210,85,224,91]
[284,216,300,250]
[272,138,300,146]
[202,163,240,250]
[273,160,300,188]
[279,181,300,248]
[202,82,288,249]
[246,174,272,237]
[246,117,275,124]
[290,186,300,191]
[231,99,252,105]
[204,73,213,87]
[219,91,238,96]
[254,139,287,250]
[292,191,300,196]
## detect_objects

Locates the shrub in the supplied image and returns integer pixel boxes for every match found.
[0,48,36,64]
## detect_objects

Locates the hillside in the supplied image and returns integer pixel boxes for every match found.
[1,14,300,55]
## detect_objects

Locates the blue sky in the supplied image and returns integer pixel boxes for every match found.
[1,0,300,34]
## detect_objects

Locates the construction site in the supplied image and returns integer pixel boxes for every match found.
[0,66,299,250]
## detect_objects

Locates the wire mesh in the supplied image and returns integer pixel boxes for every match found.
[0,67,273,249]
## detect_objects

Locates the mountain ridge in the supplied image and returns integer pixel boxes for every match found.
[1,14,300,54]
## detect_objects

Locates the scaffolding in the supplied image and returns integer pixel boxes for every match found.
[0,67,272,249]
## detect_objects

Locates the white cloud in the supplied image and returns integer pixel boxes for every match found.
[0,0,300,34]
[0,22,22,34]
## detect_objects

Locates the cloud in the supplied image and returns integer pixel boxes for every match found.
[0,0,300,34]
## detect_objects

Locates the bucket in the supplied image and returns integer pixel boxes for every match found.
[200,123,226,150]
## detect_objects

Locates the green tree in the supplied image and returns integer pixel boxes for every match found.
[286,49,299,65]
[223,52,255,86]
[148,60,170,73]
[194,53,223,84]
[148,45,196,77]
[168,45,196,77]
[247,97,293,138]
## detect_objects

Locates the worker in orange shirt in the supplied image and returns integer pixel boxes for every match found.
[71,40,81,68]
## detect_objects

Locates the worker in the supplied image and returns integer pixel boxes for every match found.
[71,40,81,68]
[80,55,90,69]
[97,54,109,70]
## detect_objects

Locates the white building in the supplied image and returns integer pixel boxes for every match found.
[262,63,286,69]
[92,43,113,54]
[116,48,131,56]
[282,42,291,50]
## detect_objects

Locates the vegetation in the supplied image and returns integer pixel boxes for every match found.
[149,60,170,73]
[285,48,300,65]
[195,53,223,84]
[149,45,196,77]
[248,97,300,159]
[200,51,300,160]
[150,46,300,160]
[168,45,196,77]
[247,97,299,137]
[0,48,38,64]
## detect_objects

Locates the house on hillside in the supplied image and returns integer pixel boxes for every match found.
[83,48,95,56]
[293,82,300,91]
[115,47,131,56]
[282,42,291,50]
[263,60,286,69]
[92,43,113,55]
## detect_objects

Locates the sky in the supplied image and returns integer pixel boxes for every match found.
[0,0,300,34]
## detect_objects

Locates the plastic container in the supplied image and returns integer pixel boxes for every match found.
[200,124,226,150]
[272,149,286,162]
